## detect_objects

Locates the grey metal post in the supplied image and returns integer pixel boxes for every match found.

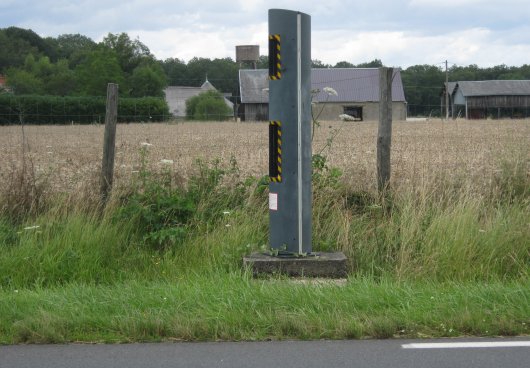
[268,9,312,255]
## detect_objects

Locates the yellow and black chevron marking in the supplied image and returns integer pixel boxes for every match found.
[268,34,281,80]
[269,120,282,182]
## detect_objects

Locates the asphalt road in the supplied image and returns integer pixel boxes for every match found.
[1,338,529,368]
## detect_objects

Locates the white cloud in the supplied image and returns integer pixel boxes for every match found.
[313,27,530,67]
[2,0,530,67]
[409,0,483,6]
[133,22,268,62]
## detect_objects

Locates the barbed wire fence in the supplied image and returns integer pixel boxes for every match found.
[1,103,528,203]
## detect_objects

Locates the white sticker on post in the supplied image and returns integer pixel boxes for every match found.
[269,193,278,211]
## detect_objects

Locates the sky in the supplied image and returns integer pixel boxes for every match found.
[1,0,530,68]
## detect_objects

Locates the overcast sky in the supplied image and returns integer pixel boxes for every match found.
[1,0,529,68]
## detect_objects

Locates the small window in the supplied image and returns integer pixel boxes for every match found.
[343,106,362,121]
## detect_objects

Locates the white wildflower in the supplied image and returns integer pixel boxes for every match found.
[160,159,174,165]
[323,86,338,96]
[140,142,152,147]
[223,211,230,215]
[339,114,356,121]
[24,225,40,231]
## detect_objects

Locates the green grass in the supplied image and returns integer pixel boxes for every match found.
[0,157,528,343]
[1,276,528,344]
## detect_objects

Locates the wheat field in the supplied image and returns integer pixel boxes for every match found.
[1,119,529,194]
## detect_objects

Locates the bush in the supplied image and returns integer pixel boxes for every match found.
[0,94,170,124]
[185,90,232,121]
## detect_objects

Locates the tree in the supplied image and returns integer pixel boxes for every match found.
[3,27,57,61]
[75,47,125,96]
[334,61,354,68]
[102,33,153,75]
[186,57,239,97]
[355,59,384,68]
[162,58,188,86]
[185,90,232,121]
[129,63,167,97]
[401,64,444,116]
[52,34,96,60]
[311,59,330,68]
[0,29,39,72]
[5,68,44,94]
[46,59,77,95]
[257,55,269,69]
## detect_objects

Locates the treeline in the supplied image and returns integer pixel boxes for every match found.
[2,27,530,117]
[0,28,166,98]
[0,95,169,125]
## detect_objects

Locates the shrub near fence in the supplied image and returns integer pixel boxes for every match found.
[0,94,170,125]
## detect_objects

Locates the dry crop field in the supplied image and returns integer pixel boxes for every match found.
[1,119,529,194]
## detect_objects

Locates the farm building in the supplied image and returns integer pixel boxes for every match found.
[164,79,233,118]
[443,80,530,119]
[238,68,407,121]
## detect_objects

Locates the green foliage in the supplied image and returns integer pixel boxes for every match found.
[401,64,444,117]
[0,27,56,72]
[116,154,250,251]
[52,34,96,61]
[5,68,44,95]
[186,57,239,97]
[185,90,232,120]
[116,154,195,250]
[74,47,125,96]
[0,95,169,124]
[102,33,154,75]
[128,63,167,97]
[162,57,188,85]
[0,277,528,343]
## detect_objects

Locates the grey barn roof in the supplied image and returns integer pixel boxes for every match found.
[454,80,530,97]
[239,68,406,104]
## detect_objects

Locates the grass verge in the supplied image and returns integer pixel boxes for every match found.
[1,276,528,344]
[0,153,528,344]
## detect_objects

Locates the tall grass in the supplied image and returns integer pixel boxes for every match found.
[0,129,528,342]
[1,152,528,289]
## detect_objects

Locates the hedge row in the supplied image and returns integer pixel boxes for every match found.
[0,94,170,125]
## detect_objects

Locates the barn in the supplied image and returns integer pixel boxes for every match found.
[238,68,407,121]
[164,79,233,118]
[443,80,530,119]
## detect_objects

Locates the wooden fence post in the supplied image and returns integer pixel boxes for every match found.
[100,83,118,203]
[377,67,393,193]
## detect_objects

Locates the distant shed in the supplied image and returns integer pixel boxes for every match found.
[239,68,407,121]
[443,80,530,119]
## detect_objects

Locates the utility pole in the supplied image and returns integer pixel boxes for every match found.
[445,60,449,120]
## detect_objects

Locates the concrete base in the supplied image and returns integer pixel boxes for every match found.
[243,252,348,278]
